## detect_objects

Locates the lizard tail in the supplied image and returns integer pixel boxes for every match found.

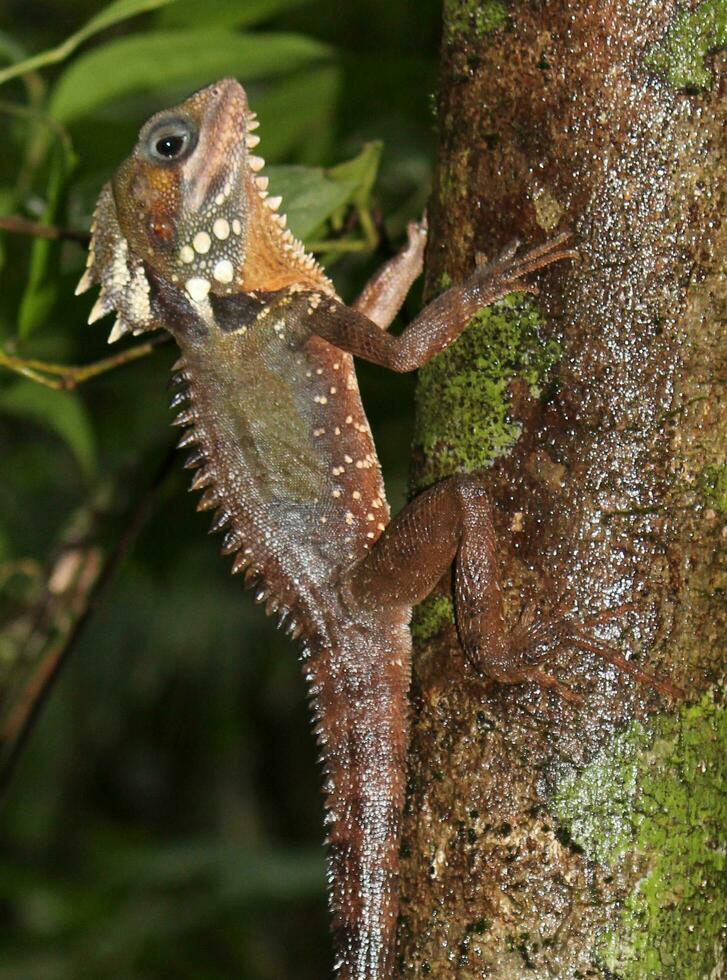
[303,625,411,979]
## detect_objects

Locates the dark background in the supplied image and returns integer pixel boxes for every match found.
[0,1,442,976]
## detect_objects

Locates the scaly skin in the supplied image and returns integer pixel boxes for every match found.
[77,79,679,979]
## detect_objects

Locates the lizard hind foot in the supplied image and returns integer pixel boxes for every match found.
[492,597,684,703]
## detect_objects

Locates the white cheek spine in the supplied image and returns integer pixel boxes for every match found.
[75,185,156,344]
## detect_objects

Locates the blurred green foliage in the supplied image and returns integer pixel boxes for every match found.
[0,0,442,975]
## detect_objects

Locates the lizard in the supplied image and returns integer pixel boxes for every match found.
[76,78,679,979]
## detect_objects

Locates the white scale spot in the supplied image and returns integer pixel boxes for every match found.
[215,193,226,206]
[352,491,361,500]
[193,232,211,254]
[213,218,230,240]
[180,245,195,264]
[330,387,337,395]
[320,516,327,524]
[232,219,242,235]
[345,512,355,525]
[345,415,353,424]
[344,455,353,464]
[332,489,341,498]
[213,259,234,284]
[366,532,375,539]
[334,427,341,435]
[186,277,211,302]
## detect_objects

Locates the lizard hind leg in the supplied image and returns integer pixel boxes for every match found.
[347,473,681,702]
[346,472,511,669]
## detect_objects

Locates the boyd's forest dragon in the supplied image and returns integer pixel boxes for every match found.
[77,79,678,979]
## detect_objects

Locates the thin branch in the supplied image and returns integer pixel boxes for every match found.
[0,214,89,245]
[0,333,171,390]
[0,446,177,797]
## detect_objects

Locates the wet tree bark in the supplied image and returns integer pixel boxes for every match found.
[396,3,726,978]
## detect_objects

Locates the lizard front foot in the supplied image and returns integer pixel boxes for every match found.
[466,231,579,302]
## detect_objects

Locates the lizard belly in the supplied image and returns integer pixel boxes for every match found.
[174,323,390,633]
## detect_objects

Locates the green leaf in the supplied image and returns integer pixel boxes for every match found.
[49,30,333,123]
[0,187,16,274]
[265,142,383,248]
[267,166,356,240]
[328,141,383,209]
[0,381,96,478]
[0,0,180,88]
[158,0,311,29]
[0,30,28,66]
[16,144,71,338]
[0,520,8,562]
[253,65,341,162]
[266,142,383,243]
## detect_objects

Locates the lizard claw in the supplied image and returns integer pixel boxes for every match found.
[406,213,428,248]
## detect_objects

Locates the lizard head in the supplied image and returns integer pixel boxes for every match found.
[77,78,330,343]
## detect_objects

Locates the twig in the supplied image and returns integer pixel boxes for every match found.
[0,445,178,797]
[0,333,171,390]
[0,214,89,245]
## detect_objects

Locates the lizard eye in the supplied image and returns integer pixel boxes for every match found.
[146,118,197,163]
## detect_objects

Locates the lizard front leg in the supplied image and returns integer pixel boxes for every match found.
[314,233,576,370]
[344,474,680,701]
[353,217,428,328]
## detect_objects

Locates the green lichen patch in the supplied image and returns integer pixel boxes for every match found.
[532,187,564,232]
[411,594,455,645]
[444,0,509,43]
[646,0,727,90]
[412,294,561,490]
[552,690,727,979]
[700,463,727,514]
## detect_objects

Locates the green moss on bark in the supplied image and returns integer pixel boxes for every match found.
[552,689,726,979]
[444,0,509,42]
[412,294,560,490]
[646,0,727,90]
[410,595,455,645]
[700,464,727,514]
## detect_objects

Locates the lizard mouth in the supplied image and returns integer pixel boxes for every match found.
[183,79,252,214]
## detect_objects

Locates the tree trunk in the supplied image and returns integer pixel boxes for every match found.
[396,3,726,977]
